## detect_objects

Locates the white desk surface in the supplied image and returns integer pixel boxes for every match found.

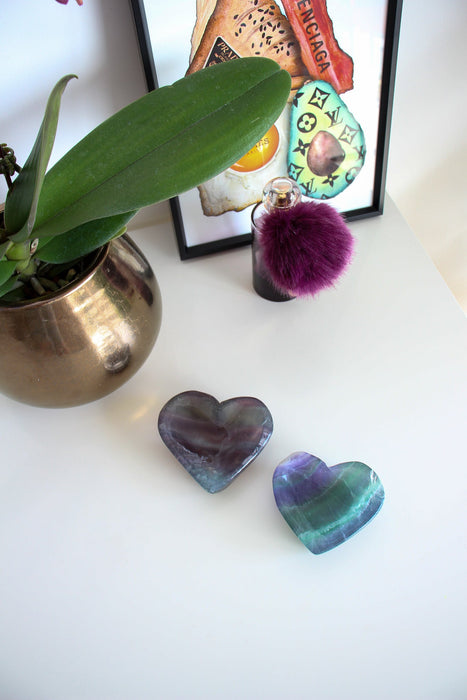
[1,197,466,700]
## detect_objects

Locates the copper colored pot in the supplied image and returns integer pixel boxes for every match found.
[0,235,162,407]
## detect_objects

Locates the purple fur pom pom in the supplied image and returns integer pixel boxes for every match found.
[257,200,354,296]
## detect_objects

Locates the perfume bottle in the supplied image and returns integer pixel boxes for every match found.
[251,177,301,301]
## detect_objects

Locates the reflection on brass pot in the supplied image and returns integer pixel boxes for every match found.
[0,235,162,408]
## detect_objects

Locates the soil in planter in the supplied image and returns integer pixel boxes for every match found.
[0,250,101,303]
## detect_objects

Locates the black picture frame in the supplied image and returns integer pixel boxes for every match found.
[130,0,403,260]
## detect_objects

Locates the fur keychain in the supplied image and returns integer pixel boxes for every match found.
[256,197,354,297]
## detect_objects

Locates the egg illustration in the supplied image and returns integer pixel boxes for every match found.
[230,124,280,174]
[194,104,290,216]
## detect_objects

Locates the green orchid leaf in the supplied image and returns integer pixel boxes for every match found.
[4,75,77,239]
[29,58,291,240]
[0,259,18,286]
[0,278,22,300]
[36,210,136,263]
[0,242,10,259]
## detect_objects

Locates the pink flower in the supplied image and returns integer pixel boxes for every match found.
[55,0,83,5]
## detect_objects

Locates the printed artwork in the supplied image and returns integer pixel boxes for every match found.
[138,0,392,250]
[186,0,366,218]
[288,81,366,199]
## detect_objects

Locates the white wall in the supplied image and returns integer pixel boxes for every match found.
[1,0,465,310]
[386,0,467,312]
[0,0,147,208]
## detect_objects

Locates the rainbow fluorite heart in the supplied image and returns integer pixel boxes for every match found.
[273,452,384,554]
[158,391,273,493]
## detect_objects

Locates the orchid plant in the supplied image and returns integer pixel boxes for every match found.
[0,58,290,300]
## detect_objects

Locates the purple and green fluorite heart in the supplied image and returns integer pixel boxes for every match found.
[273,452,384,554]
[158,391,273,493]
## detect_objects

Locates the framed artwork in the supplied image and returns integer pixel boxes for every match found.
[130,0,403,259]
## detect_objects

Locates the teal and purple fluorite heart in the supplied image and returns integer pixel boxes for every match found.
[273,452,384,554]
[158,391,273,493]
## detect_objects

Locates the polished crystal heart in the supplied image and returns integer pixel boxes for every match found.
[158,391,273,493]
[273,452,384,554]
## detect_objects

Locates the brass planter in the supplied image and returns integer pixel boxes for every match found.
[0,235,162,407]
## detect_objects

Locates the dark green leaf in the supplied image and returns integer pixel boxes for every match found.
[4,75,77,238]
[0,242,10,259]
[0,278,24,300]
[36,211,136,263]
[0,259,18,286]
[30,58,291,239]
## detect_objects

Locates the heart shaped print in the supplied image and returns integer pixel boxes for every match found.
[158,391,273,493]
[273,452,384,554]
